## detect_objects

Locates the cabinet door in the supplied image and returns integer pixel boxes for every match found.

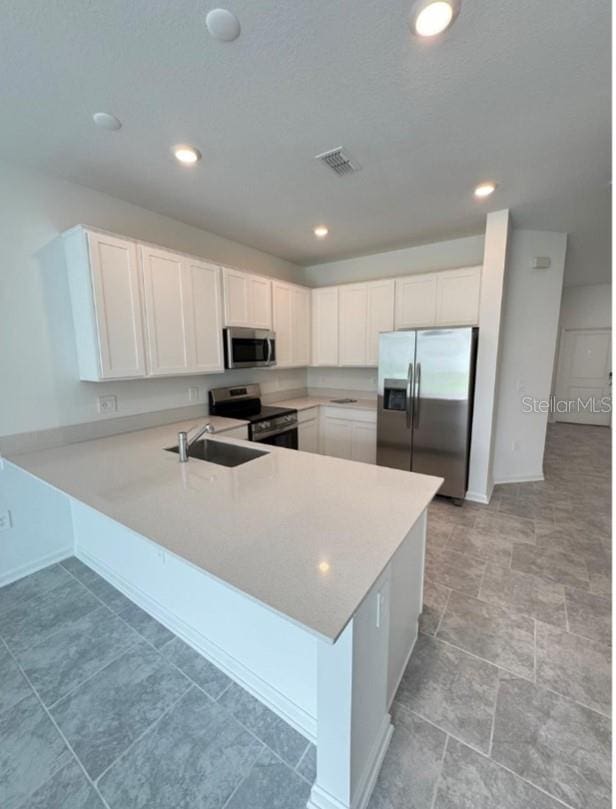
[248,275,272,329]
[366,280,395,366]
[88,231,146,378]
[291,286,311,366]
[185,259,224,373]
[312,287,339,366]
[298,418,319,453]
[394,274,437,329]
[351,421,377,464]
[339,284,369,366]
[436,266,482,326]
[223,268,250,326]
[141,246,191,375]
[272,282,293,366]
[322,416,353,459]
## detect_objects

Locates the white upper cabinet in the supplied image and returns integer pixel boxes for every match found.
[312,287,339,366]
[140,247,225,377]
[222,268,272,329]
[366,280,395,365]
[394,274,437,329]
[182,258,224,374]
[395,266,481,330]
[141,246,191,376]
[435,266,482,326]
[64,227,224,381]
[339,284,369,366]
[291,285,311,366]
[65,228,146,380]
[272,281,311,367]
[338,279,394,367]
[272,282,293,366]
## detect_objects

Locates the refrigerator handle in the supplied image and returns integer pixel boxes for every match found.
[406,363,414,429]
[414,362,422,429]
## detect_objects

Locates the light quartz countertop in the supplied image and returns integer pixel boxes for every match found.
[6,421,441,642]
[272,395,377,413]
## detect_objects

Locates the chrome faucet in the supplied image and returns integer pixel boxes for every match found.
[177,422,215,462]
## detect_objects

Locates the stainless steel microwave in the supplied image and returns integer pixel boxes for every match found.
[223,328,277,369]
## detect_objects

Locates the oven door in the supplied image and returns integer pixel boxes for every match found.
[253,425,298,450]
[224,328,276,369]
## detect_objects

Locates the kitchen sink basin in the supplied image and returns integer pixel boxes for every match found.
[166,439,267,467]
[330,398,358,404]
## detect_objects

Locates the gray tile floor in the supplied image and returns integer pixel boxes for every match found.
[0,423,611,808]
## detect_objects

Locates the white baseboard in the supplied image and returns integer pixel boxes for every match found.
[493,473,545,485]
[0,546,73,588]
[307,715,393,809]
[465,490,491,504]
[77,548,317,743]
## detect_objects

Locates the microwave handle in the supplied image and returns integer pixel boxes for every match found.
[266,337,273,365]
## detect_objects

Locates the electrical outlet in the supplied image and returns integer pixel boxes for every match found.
[97,395,117,414]
[188,386,200,403]
[0,510,12,532]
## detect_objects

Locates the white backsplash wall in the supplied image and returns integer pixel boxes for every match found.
[307,367,377,395]
[0,162,305,437]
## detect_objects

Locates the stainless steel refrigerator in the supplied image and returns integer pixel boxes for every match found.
[377,327,478,502]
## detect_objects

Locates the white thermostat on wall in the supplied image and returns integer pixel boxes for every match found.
[531,257,552,269]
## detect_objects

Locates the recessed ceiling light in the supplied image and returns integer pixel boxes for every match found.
[205,8,241,41]
[313,226,329,238]
[173,145,202,165]
[92,112,122,131]
[474,181,497,199]
[410,0,461,38]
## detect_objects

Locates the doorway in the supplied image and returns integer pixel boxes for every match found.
[555,328,611,425]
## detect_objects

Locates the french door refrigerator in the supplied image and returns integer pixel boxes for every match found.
[377,327,478,502]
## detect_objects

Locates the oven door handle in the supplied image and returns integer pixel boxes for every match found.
[253,423,297,442]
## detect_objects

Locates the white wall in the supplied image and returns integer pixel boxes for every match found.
[558,283,611,330]
[0,163,305,437]
[303,235,485,288]
[492,230,567,484]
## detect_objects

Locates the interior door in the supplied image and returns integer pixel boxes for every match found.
[411,328,475,498]
[555,329,611,425]
[376,330,415,471]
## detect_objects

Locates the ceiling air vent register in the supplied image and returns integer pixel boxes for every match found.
[315,147,361,177]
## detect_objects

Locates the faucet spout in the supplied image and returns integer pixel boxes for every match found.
[177,422,215,462]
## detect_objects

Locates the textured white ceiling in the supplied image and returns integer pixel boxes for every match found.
[0,0,610,284]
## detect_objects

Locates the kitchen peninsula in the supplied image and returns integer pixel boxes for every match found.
[4,424,441,809]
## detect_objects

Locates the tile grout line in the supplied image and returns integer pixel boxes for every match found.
[219,743,266,809]
[427,633,535,683]
[428,732,449,809]
[93,681,194,786]
[56,560,315,770]
[404,699,579,809]
[487,676,501,758]
[433,588,451,637]
[45,638,144,712]
[0,636,114,809]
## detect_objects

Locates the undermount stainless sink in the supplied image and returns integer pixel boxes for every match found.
[330,398,358,404]
[166,439,267,467]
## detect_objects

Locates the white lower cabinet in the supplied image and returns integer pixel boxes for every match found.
[298,407,319,453]
[320,407,377,464]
